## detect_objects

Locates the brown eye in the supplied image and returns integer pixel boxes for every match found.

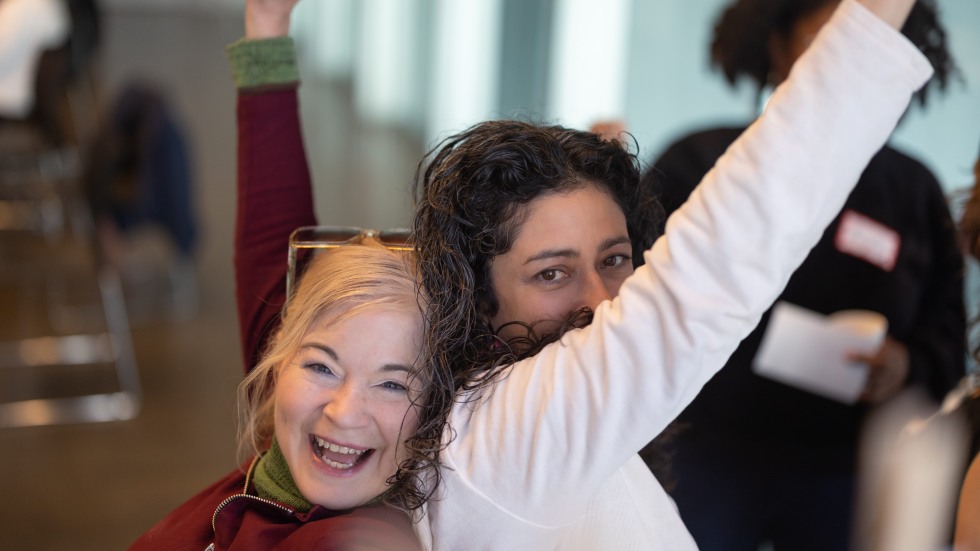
[602,254,629,268]
[535,268,568,284]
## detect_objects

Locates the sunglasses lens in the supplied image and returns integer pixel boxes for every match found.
[314,228,360,244]
[377,229,413,247]
[291,227,362,247]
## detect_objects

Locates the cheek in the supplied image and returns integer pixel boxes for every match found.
[273,372,320,429]
[380,401,420,450]
[273,375,301,415]
[606,268,633,297]
[495,287,561,326]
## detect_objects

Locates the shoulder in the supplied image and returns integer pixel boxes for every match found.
[645,125,748,216]
[864,145,946,201]
[291,505,423,551]
[656,126,746,164]
[874,144,934,170]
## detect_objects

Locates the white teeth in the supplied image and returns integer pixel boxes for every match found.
[323,457,355,470]
[314,436,365,455]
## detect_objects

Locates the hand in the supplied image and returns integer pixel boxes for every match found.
[852,335,910,404]
[856,0,917,30]
[589,120,626,142]
[246,0,300,39]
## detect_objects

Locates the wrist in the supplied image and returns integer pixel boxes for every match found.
[855,0,915,30]
[245,5,293,39]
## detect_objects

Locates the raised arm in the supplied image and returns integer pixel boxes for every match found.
[230,0,316,373]
[449,0,933,528]
[245,0,297,39]
[858,0,915,29]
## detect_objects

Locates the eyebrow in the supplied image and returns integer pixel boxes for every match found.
[301,343,412,373]
[380,364,413,374]
[599,236,632,251]
[303,343,339,360]
[524,248,578,265]
[523,236,631,265]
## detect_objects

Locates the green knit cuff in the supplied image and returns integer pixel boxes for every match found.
[226,36,300,90]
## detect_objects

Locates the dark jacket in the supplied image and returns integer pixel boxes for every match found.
[643,126,965,466]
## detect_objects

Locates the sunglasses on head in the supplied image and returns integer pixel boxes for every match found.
[286,225,414,302]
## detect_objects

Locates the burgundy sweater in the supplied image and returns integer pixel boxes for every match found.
[234,86,316,372]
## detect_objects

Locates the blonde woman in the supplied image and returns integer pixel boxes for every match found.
[127,243,426,550]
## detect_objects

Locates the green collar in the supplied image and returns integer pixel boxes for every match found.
[253,439,314,513]
[253,439,397,512]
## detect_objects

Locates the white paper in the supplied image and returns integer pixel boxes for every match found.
[752,302,888,404]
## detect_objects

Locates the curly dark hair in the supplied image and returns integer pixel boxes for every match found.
[710,0,957,108]
[402,119,663,505]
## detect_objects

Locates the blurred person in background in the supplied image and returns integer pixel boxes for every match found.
[81,82,199,319]
[0,0,69,147]
[633,1,965,550]
[0,0,69,120]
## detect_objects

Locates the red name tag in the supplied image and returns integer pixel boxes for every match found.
[834,210,900,272]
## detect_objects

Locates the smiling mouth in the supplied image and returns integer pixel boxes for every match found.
[310,435,373,470]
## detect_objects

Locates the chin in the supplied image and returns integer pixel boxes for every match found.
[306,487,377,511]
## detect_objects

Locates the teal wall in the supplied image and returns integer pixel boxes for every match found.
[624,0,980,193]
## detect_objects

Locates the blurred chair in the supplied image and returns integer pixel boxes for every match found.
[0,0,141,428]
[0,148,141,428]
[82,82,199,323]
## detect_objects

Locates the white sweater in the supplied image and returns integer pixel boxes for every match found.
[417,2,933,549]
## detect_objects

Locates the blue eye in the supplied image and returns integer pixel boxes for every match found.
[380,381,408,392]
[304,362,335,377]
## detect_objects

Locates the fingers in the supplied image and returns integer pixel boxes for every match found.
[855,0,917,31]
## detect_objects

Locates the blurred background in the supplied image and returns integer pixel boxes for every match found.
[0,0,976,548]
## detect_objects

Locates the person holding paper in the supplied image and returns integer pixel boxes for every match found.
[638,0,965,549]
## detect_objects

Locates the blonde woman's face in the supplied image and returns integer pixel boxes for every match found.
[274,305,422,509]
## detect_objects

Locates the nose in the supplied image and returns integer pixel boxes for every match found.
[323,383,369,429]
[580,269,613,311]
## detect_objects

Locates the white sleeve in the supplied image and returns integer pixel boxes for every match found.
[442,0,933,529]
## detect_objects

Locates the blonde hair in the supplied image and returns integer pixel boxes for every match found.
[237,242,424,467]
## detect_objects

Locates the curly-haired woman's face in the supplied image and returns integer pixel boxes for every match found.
[488,184,633,340]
